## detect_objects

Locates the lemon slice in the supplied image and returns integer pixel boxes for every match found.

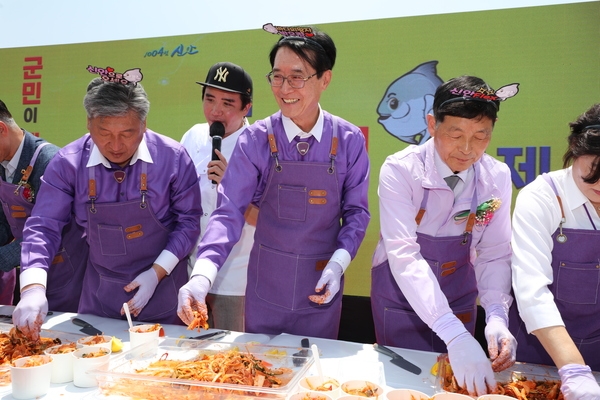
[430,360,452,376]
[111,336,124,352]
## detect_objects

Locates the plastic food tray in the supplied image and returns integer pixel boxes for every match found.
[93,337,314,400]
[435,353,600,398]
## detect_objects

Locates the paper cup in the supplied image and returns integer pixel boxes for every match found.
[77,334,113,351]
[44,342,79,383]
[129,324,161,350]
[340,380,383,398]
[288,391,334,400]
[386,388,430,400]
[477,396,516,400]
[433,394,475,400]
[72,346,111,387]
[299,376,341,399]
[11,354,53,399]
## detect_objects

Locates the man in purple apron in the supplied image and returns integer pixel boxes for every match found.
[0,100,87,311]
[371,76,517,396]
[178,28,370,339]
[12,76,201,339]
[509,104,600,399]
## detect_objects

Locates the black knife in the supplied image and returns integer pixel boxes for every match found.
[72,317,103,335]
[374,343,422,375]
[292,338,310,367]
[190,330,229,340]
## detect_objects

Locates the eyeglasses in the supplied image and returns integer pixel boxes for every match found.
[266,72,317,89]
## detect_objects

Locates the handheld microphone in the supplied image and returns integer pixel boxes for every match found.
[209,121,225,184]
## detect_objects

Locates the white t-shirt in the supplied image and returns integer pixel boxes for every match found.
[180,122,255,296]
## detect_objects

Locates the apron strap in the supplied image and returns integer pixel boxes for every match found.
[14,142,51,195]
[264,117,282,172]
[88,167,97,213]
[88,161,149,212]
[542,173,596,234]
[328,116,339,174]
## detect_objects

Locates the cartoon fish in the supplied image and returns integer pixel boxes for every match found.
[123,68,143,85]
[377,61,443,145]
[495,83,519,100]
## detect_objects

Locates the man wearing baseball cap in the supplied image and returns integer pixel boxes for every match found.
[180,61,255,331]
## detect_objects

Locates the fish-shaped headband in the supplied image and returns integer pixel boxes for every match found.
[86,65,143,86]
[440,83,519,109]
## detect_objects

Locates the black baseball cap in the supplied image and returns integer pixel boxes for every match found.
[197,62,253,100]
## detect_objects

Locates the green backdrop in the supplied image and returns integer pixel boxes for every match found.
[1,2,598,296]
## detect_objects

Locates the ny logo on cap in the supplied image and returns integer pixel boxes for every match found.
[214,66,229,83]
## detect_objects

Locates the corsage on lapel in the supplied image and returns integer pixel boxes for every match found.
[453,198,502,228]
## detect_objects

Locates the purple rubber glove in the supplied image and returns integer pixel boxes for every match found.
[123,268,159,317]
[12,285,48,341]
[558,364,600,400]
[434,313,496,396]
[177,275,211,325]
[484,309,517,372]
[310,261,343,305]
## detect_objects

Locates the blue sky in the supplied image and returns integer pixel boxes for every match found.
[0,0,590,49]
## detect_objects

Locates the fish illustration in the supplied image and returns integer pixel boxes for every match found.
[377,61,443,145]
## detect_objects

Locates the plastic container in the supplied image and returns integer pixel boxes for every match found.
[434,353,600,398]
[93,337,314,399]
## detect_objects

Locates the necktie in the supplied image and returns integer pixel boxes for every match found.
[444,175,461,190]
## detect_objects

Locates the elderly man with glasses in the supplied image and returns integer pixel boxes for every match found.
[178,27,370,339]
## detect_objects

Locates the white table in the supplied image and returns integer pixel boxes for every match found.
[0,305,440,399]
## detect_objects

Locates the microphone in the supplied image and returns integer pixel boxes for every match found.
[209,121,225,184]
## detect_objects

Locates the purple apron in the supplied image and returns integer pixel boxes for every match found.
[78,163,187,324]
[371,167,480,352]
[0,144,87,311]
[245,116,343,339]
[509,174,600,370]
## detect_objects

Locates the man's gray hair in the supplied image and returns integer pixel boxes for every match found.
[83,78,150,121]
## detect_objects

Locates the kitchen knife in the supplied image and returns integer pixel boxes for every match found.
[292,337,310,367]
[72,317,103,335]
[374,343,422,375]
[190,330,229,340]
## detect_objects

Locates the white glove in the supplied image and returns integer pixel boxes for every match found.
[177,275,211,325]
[434,313,496,396]
[558,364,600,400]
[310,261,343,305]
[123,268,159,317]
[13,285,48,341]
[484,307,517,371]
[448,332,497,396]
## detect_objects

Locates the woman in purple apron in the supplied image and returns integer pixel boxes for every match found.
[0,142,87,311]
[509,104,600,399]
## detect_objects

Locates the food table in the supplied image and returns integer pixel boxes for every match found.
[0,305,440,399]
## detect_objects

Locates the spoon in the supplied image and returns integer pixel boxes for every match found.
[123,302,133,330]
[311,344,324,384]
